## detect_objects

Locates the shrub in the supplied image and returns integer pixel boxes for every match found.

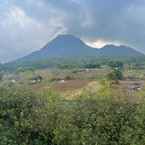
[107,69,123,81]
[0,73,3,81]
[1,87,145,145]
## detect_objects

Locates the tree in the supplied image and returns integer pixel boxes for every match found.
[108,61,124,70]
[0,72,3,81]
[107,69,123,81]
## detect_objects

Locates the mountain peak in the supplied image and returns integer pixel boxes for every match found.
[51,34,83,45]
[11,35,144,65]
[56,34,78,39]
[42,34,83,49]
[41,34,97,57]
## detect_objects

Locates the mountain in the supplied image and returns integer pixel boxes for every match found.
[98,44,143,58]
[5,34,144,69]
[16,35,144,61]
[21,35,98,62]
[42,35,98,56]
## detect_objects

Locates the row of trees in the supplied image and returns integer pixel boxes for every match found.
[1,87,145,145]
[3,56,145,72]
[4,58,125,71]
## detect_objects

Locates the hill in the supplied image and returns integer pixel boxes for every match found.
[5,34,144,70]
[98,44,143,58]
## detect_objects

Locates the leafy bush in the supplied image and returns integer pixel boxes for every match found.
[0,72,3,81]
[108,61,124,70]
[1,87,145,145]
[107,69,123,81]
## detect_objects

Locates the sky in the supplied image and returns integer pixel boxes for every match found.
[0,0,145,62]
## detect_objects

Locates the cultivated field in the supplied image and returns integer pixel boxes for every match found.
[2,67,145,102]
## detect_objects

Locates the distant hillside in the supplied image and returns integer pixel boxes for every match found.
[5,34,144,69]
[98,45,143,58]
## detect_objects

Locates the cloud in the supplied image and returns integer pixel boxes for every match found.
[0,3,66,62]
[33,0,145,50]
[0,0,145,62]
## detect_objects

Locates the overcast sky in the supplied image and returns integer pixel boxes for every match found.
[0,0,145,62]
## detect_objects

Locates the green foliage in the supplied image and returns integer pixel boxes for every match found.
[0,73,3,81]
[0,88,56,145]
[3,57,127,72]
[107,69,123,81]
[1,87,145,145]
[108,60,124,70]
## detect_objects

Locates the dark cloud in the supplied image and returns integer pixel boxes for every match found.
[0,0,145,62]
[34,0,145,49]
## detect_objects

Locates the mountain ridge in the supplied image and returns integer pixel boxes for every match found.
[5,34,144,68]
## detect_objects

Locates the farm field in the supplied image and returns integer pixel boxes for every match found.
[2,67,145,101]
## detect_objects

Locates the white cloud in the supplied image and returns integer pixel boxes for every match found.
[0,5,66,62]
[86,39,121,49]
